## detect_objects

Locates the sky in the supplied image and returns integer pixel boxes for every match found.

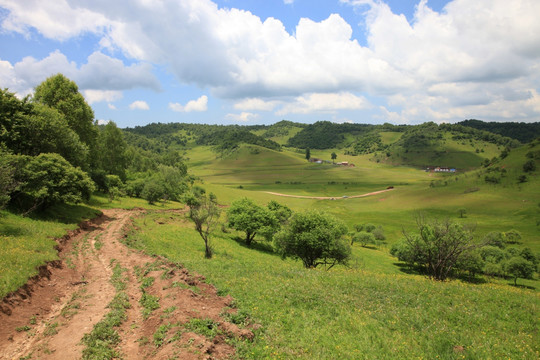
[0,0,539,128]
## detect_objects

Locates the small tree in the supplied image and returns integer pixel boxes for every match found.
[141,180,165,205]
[523,160,536,173]
[396,217,482,280]
[331,152,337,163]
[353,231,376,247]
[458,208,467,218]
[305,148,311,161]
[227,198,277,246]
[184,188,221,259]
[504,257,535,286]
[274,210,350,269]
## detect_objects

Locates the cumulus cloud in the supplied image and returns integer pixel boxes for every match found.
[83,90,123,104]
[276,92,371,115]
[169,95,208,112]
[129,100,149,110]
[0,50,159,96]
[226,112,259,122]
[234,98,278,111]
[108,103,117,110]
[1,0,540,122]
[97,119,110,125]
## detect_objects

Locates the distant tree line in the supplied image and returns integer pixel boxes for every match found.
[458,119,540,144]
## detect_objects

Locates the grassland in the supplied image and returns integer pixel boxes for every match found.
[126,211,539,359]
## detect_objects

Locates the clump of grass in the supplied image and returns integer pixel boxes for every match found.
[43,322,59,336]
[153,323,175,347]
[15,325,31,332]
[140,276,155,290]
[140,292,160,319]
[184,318,221,338]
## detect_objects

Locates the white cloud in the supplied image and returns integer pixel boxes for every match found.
[83,90,123,104]
[226,112,259,122]
[283,0,294,4]
[129,100,149,110]
[276,92,371,115]
[97,119,110,125]
[169,95,208,112]
[1,0,540,122]
[234,98,278,111]
[0,50,159,96]
[108,103,117,110]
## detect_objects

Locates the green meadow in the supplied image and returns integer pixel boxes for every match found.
[126,211,539,359]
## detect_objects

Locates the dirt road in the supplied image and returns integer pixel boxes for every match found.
[264,188,394,200]
[0,209,251,359]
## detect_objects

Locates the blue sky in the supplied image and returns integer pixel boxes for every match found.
[0,0,539,128]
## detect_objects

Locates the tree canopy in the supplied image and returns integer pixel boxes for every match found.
[274,210,350,269]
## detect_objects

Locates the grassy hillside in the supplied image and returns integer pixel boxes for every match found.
[126,211,539,360]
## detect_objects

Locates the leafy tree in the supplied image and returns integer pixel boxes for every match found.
[227,198,277,246]
[305,148,311,161]
[141,180,165,205]
[97,121,128,180]
[274,210,350,269]
[0,148,17,209]
[0,90,88,168]
[455,249,484,278]
[523,160,536,173]
[395,217,482,280]
[33,74,98,150]
[503,229,522,244]
[371,226,386,241]
[154,165,188,202]
[184,187,221,259]
[266,200,292,225]
[331,152,337,163]
[504,257,535,285]
[458,208,467,218]
[17,153,95,212]
[353,231,376,247]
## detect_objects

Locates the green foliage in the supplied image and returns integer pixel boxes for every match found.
[504,256,535,285]
[288,121,373,149]
[227,198,278,246]
[523,159,536,172]
[352,132,384,155]
[458,119,540,143]
[274,210,350,269]
[141,180,166,205]
[0,149,17,209]
[97,121,128,180]
[458,208,467,218]
[185,187,221,258]
[353,231,376,247]
[17,153,95,211]
[266,200,292,225]
[305,147,310,160]
[394,217,480,280]
[0,89,89,168]
[33,74,98,150]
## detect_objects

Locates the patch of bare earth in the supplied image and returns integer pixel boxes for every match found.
[0,209,253,359]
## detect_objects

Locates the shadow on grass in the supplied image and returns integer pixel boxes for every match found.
[230,235,278,256]
[0,223,27,236]
[510,283,536,290]
[393,262,490,284]
[28,203,102,224]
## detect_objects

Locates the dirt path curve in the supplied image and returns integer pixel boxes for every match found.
[0,209,251,360]
[264,188,394,200]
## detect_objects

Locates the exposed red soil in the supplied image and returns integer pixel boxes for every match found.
[0,209,252,359]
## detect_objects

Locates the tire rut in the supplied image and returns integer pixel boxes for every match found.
[1,208,252,360]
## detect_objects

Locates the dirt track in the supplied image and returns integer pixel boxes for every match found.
[0,209,251,359]
[264,188,394,200]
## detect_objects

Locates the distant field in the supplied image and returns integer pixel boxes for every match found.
[187,144,540,250]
